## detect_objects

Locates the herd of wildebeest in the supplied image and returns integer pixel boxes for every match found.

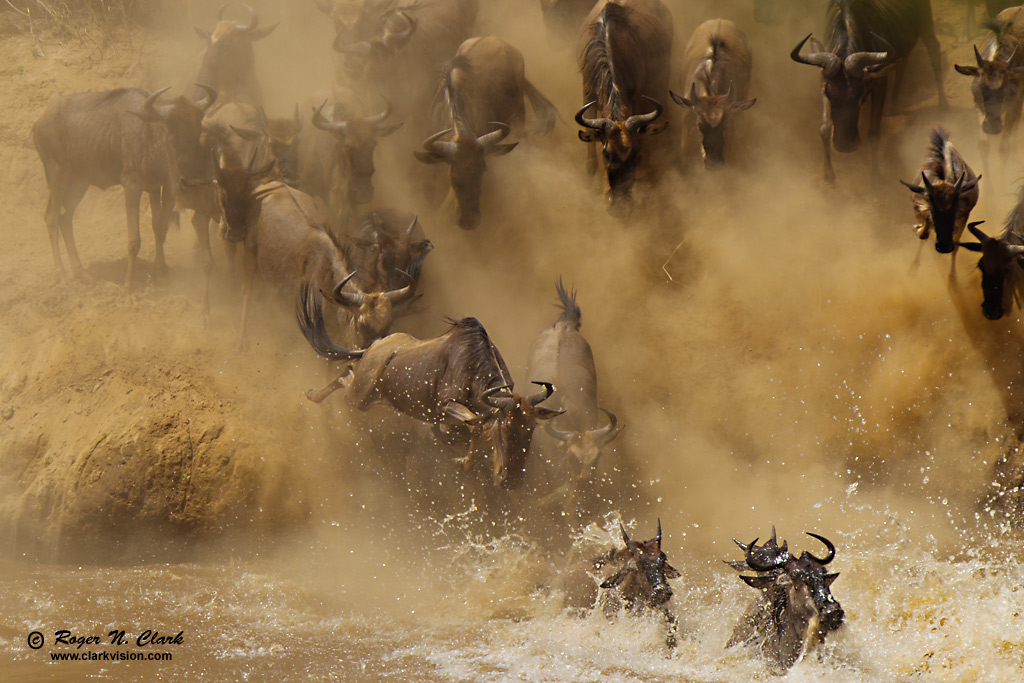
[25,0,1024,672]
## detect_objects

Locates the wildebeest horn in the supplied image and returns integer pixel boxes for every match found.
[791,33,841,78]
[384,270,414,305]
[805,532,836,565]
[478,122,511,150]
[844,51,889,76]
[526,381,554,406]
[405,215,418,235]
[382,11,417,50]
[953,171,966,195]
[732,537,751,552]
[547,423,573,443]
[575,101,613,133]
[961,173,981,193]
[482,384,513,409]
[592,406,619,443]
[133,86,174,122]
[921,172,934,198]
[968,221,991,242]
[975,44,985,68]
[656,518,662,548]
[327,271,365,308]
[422,129,457,157]
[745,538,787,572]
[193,83,218,112]
[312,100,348,135]
[624,96,664,134]
[900,179,926,195]
[620,522,632,547]
[362,96,393,126]
[1007,45,1019,66]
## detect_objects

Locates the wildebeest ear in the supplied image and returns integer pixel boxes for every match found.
[414,150,448,165]
[534,407,565,421]
[825,572,840,586]
[664,563,681,580]
[900,179,926,195]
[954,64,981,77]
[600,567,630,589]
[635,120,669,137]
[578,129,602,143]
[194,26,212,44]
[444,401,482,425]
[732,98,757,111]
[488,142,519,157]
[740,575,776,590]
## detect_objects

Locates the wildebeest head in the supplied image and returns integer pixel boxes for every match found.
[314,0,397,44]
[791,34,890,153]
[601,521,680,609]
[575,96,667,213]
[130,85,217,180]
[959,222,1024,320]
[547,406,623,479]
[670,82,756,169]
[901,171,981,254]
[355,213,433,291]
[955,45,1024,135]
[333,10,417,83]
[194,3,277,102]
[728,529,844,669]
[322,270,416,347]
[312,98,402,206]
[415,123,518,230]
[229,105,304,186]
[211,148,274,243]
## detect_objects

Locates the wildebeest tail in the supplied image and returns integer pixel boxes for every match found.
[296,282,364,362]
[556,277,581,328]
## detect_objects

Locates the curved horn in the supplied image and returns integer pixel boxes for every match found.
[968,221,991,242]
[422,128,457,157]
[482,384,513,409]
[312,100,348,135]
[382,11,417,50]
[953,171,966,196]
[733,537,752,553]
[591,406,619,443]
[746,540,786,572]
[362,96,393,126]
[620,522,632,547]
[921,171,934,198]
[328,271,365,309]
[976,44,985,68]
[624,95,664,133]
[478,121,511,150]
[656,518,662,548]
[546,423,574,443]
[791,33,841,78]
[844,51,889,76]
[575,101,612,132]
[237,2,259,31]
[1007,45,1019,66]
[526,381,554,406]
[136,86,174,122]
[405,215,418,236]
[384,281,414,305]
[805,532,836,565]
[194,83,218,112]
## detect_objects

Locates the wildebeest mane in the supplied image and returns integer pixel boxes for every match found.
[580,2,631,120]
[827,0,919,57]
[926,126,971,184]
[441,315,513,389]
[556,277,582,327]
[436,54,473,134]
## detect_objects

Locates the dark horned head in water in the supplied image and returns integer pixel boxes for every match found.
[601,520,679,609]
[959,221,1024,321]
[727,528,843,670]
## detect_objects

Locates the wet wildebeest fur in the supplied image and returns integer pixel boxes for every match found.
[297,302,562,489]
[416,36,557,230]
[193,2,277,104]
[349,210,433,293]
[558,521,679,649]
[726,529,844,672]
[901,127,981,256]
[576,0,675,214]
[959,185,1024,320]
[791,0,948,183]
[33,86,215,299]
[527,279,622,499]
[671,19,756,169]
[955,8,1024,158]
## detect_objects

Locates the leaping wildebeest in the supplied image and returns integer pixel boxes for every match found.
[726,529,844,672]
[33,86,216,299]
[415,35,557,230]
[955,7,1024,162]
[671,19,756,169]
[576,0,674,214]
[527,280,622,496]
[193,2,277,104]
[297,294,562,489]
[791,0,948,183]
[901,127,981,256]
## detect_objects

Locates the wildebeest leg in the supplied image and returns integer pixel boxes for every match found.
[663,608,678,649]
[55,179,90,283]
[237,248,256,352]
[999,102,1022,167]
[889,62,908,113]
[586,140,598,177]
[920,1,949,109]
[123,184,144,300]
[192,211,213,327]
[149,189,169,277]
[306,367,353,403]
[820,97,835,184]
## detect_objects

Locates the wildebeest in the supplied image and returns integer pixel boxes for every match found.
[557,521,679,648]
[297,296,562,489]
[901,127,981,256]
[576,0,674,213]
[193,2,277,104]
[726,529,844,672]
[527,280,622,493]
[349,210,433,293]
[959,181,1024,320]
[962,1,1020,39]
[298,91,401,232]
[671,19,756,169]
[791,0,948,183]
[33,86,216,299]
[313,0,397,43]
[539,0,596,43]
[955,8,1024,160]
[416,36,557,230]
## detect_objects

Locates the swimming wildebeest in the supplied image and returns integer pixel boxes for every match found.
[791,0,948,183]
[671,19,756,169]
[955,7,1024,161]
[900,127,981,255]
[527,280,622,496]
[726,529,844,672]
[416,35,557,230]
[576,0,674,214]
[193,2,277,104]
[557,521,679,648]
[297,294,562,489]
[33,86,216,299]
